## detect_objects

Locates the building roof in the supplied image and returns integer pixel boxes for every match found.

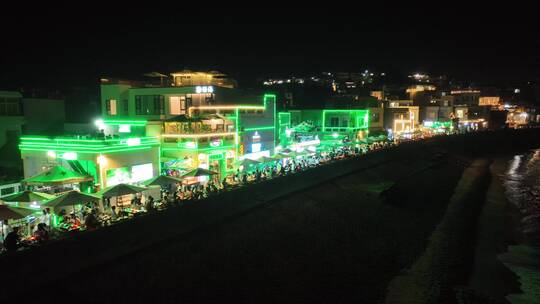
[0,91,23,98]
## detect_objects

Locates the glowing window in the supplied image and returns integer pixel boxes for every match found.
[169,96,181,115]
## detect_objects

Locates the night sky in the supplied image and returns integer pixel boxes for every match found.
[1,7,538,90]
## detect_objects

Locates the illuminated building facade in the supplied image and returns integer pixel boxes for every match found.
[18,71,277,187]
[98,73,277,178]
[506,106,538,128]
[170,70,237,88]
[287,109,370,151]
[19,135,161,191]
[422,106,454,125]
[478,96,501,106]
[406,85,436,101]
[451,89,481,106]
[368,106,384,133]
[384,101,419,135]
[161,94,277,177]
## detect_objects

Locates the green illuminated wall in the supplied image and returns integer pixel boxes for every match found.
[19,136,159,154]
[277,112,291,147]
[322,109,370,131]
[237,94,277,155]
[288,109,370,132]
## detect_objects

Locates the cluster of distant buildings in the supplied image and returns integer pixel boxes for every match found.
[0,70,538,196]
[263,71,540,135]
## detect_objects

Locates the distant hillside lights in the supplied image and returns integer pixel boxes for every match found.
[408,73,430,82]
[263,78,305,86]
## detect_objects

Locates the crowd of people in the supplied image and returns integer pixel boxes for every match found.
[1,140,395,254]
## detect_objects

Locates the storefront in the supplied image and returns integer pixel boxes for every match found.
[19,136,161,191]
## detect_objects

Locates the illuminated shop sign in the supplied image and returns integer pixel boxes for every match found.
[251,131,261,152]
[252,131,261,142]
[60,152,77,160]
[195,86,214,93]
[105,163,153,187]
[210,138,222,147]
[131,163,153,183]
[119,124,131,133]
[106,167,130,186]
[251,143,262,153]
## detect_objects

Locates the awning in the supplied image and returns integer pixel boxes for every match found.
[0,204,36,221]
[22,166,93,186]
[181,168,218,177]
[97,184,148,198]
[142,175,183,187]
[42,191,100,208]
[1,190,55,203]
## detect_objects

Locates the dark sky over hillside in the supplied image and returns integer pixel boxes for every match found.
[1,7,538,90]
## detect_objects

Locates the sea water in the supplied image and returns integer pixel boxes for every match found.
[504,150,540,237]
[500,149,540,304]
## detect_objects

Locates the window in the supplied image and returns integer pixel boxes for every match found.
[135,95,164,115]
[330,117,339,127]
[106,99,117,115]
[123,99,129,114]
[0,97,21,116]
[153,95,165,115]
[180,96,186,114]
[1,186,15,196]
[135,96,143,114]
[205,94,214,105]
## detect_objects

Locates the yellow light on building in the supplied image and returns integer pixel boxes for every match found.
[478,96,501,106]
[370,91,383,100]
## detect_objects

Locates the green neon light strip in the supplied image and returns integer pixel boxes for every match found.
[271,95,277,151]
[20,146,152,154]
[162,145,237,152]
[19,140,159,150]
[103,119,147,126]
[20,136,157,140]
[235,108,239,158]
[20,136,158,143]
[194,94,275,112]
[19,144,158,151]
[158,146,161,174]
[243,126,275,132]
[19,140,158,147]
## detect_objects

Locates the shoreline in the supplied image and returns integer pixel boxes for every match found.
[467,157,521,302]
